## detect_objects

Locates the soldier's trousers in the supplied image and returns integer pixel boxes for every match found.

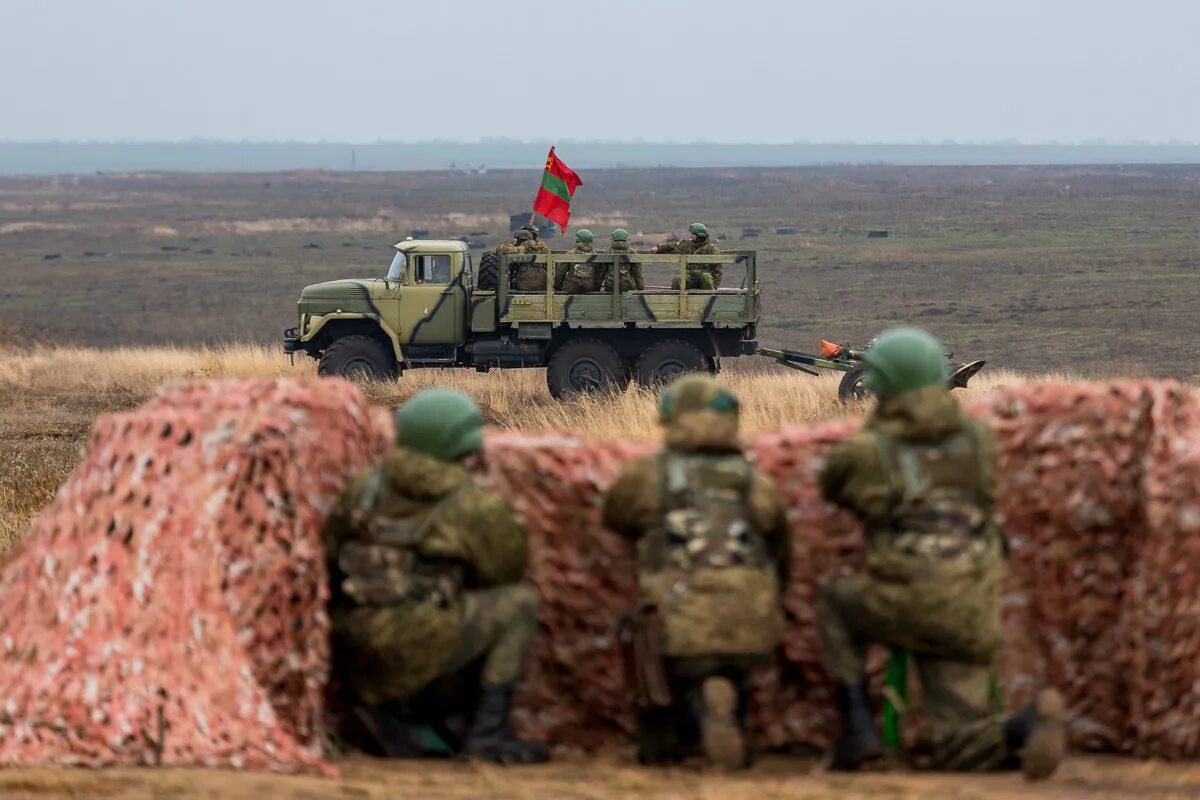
[817,575,1010,771]
[637,654,765,761]
[670,270,716,290]
[442,584,539,688]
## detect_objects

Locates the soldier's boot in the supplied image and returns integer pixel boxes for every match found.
[700,676,745,770]
[464,684,550,765]
[1005,688,1065,780]
[829,682,885,771]
[636,707,683,765]
[351,705,453,758]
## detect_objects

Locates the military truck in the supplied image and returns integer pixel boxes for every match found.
[283,239,759,398]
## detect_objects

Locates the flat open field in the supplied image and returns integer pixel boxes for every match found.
[1,166,1198,797]
[4,754,1200,800]
[2,165,1199,377]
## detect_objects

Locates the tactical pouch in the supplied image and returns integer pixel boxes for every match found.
[618,602,672,710]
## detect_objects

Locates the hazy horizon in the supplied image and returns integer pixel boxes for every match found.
[3,0,1199,144]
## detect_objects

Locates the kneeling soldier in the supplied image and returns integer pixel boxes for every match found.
[324,389,549,764]
[817,327,1063,778]
[603,375,789,769]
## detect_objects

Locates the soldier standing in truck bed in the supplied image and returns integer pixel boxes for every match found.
[816,326,1064,779]
[652,222,721,289]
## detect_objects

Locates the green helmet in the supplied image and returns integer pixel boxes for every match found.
[658,373,739,424]
[611,228,629,241]
[514,229,533,242]
[860,327,948,398]
[575,229,594,244]
[688,222,708,238]
[520,224,539,239]
[394,389,484,462]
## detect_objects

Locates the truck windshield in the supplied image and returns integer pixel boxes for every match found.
[386,252,406,282]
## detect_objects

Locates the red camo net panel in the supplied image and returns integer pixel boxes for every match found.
[0,379,392,774]
[1,378,1198,773]
[497,381,1200,759]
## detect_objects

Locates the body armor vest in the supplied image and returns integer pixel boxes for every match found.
[648,452,769,573]
[873,426,991,561]
[336,472,465,607]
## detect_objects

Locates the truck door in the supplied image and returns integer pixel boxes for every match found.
[398,252,467,347]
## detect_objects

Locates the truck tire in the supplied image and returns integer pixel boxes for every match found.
[634,339,709,388]
[546,338,628,399]
[837,363,869,402]
[478,251,501,291]
[318,335,398,380]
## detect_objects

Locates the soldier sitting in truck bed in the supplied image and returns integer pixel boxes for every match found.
[498,230,549,291]
[652,222,722,289]
[600,228,645,293]
[554,229,599,294]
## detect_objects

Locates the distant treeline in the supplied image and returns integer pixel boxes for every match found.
[4,141,1200,176]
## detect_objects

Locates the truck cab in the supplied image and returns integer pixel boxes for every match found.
[284,239,472,378]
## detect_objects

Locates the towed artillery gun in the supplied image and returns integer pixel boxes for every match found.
[759,340,987,402]
[283,239,985,400]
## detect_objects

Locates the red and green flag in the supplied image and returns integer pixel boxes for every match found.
[532,146,582,234]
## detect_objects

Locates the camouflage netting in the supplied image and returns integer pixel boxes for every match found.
[499,381,1200,760]
[0,379,1197,773]
[0,379,392,774]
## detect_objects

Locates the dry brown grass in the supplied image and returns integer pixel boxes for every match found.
[0,343,1046,549]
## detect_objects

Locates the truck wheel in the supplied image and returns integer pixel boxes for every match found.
[634,339,708,388]
[477,251,501,291]
[837,364,869,402]
[546,339,628,399]
[318,335,398,380]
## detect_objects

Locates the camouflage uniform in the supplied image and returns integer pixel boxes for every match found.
[324,448,536,705]
[656,237,722,289]
[818,386,1008,770]
[817,327,1063,780]
[603,375,789,768]
[324,389,548,764]
[600,239,645,292]
[499,234,550,291]
[555,242,598,294]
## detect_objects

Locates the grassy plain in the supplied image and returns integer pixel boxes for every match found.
[0,166,1197,797]
[2,166,1198,376]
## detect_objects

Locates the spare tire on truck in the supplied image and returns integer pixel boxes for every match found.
[477,251,501,290]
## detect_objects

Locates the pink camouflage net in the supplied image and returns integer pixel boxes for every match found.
[1,378,1198,774]
[0,379,392,774]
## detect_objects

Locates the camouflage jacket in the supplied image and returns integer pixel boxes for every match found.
[656,238,722,285]
[555,244,597,291]
[602,425,789,658]
[323,447,529,702]
[523,239,551,254]
[820,387,1004,659]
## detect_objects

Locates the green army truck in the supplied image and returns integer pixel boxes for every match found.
[282,239,759,398]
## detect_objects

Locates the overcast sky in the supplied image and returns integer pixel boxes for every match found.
[2,0,1198,144]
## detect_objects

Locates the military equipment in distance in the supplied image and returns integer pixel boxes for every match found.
[759,340,986,402]
[283,239,759,399]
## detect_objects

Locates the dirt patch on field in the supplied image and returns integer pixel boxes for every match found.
[1,755,1197,800]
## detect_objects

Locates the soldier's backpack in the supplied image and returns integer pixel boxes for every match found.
[655,452,768,573]
[873,426,992,560]
[336,472,466,607]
